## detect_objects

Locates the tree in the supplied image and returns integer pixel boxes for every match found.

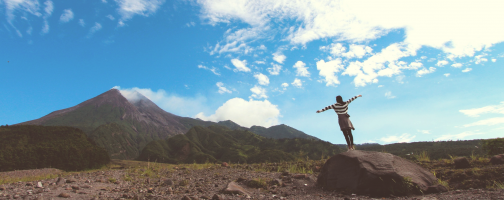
[482,138,504,156]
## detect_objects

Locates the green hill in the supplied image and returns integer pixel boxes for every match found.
[0,125,110,172]
[138,125,341,164]
[356,140,486,160]
[249,124,318,140]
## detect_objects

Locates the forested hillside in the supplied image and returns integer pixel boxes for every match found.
[356,140,486,160]
[0,125,110,172]
[138,125,341,164]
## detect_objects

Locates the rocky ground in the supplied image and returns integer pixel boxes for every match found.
[0,162,503,200]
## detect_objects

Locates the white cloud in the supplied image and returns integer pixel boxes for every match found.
[417,130,431,134]
[451,63,463,68]
[198,65,220,75]
[281,83,288,90]
[209,27,264,55]
[216,82,232,94]
[114,0,164,21]
[460,102,504,117]
[250,86,267,99]
[197,0,504,67]
[255,61,266,64]
[115,86,208,117]
[380,133,416,143]
[377,85,383,88]
[320,43,372,59]
[434,131,484,141]
[491,59,497,62]
[41,20,49,34]
[195,98,280,128]
[40,0,53,34]
[272,52,286,64]
[293,61,310,77]
[317,58,344,86]
[79,19,85,27]
[186,21,196,27]
[474,54,488,64]
[416,67,436,77]
[4,0,42,24]
[254,73,270,85]
[230,59,251,72]
[106,14,115,21]
[463,117,504,127]
[267,63,282,75]
[43,0,53,16]
[444,73,450,77]
[343,43,417,87]
[59,9,74,23]
[292,78,302,88]
[462,68,472,73]
[343,44,373,58]
[436,60,448,67]
[88,22,102,37]
[384,91,395,99]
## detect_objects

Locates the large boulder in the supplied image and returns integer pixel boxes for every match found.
[317,150,444,196]
[490,154,504,165]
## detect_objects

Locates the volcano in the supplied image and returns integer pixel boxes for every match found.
[19,89,217,159]
[19,89,318,159]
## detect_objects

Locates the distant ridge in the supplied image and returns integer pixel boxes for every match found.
[18,89,320,159]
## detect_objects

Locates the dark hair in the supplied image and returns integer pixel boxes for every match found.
[336,95,344,104]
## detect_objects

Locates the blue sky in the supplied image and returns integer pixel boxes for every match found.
[2,0,504,145]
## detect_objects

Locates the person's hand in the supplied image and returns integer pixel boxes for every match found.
[358,94,362,97]
[316,110,321,113]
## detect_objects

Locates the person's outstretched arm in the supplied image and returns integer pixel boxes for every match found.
[316,104,336,113]
[345,94,362,104]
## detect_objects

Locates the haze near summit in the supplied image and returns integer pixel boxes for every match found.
[1,0,504,145]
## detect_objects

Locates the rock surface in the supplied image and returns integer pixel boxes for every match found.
[317,150,439,196]
[454,157,471,169]
[490,154,504,165]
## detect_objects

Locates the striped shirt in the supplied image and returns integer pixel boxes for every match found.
[318,96,359,115]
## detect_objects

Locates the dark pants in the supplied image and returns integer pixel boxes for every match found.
[342,129,354,147]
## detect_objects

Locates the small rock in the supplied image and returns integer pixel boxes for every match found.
[221,162,229,167]
[214,184,219,187]
[164,179,174,186]
[13,194,21,199]
[148,188,154,193]
[222,181,251,196]
[26,182,33,186]
[182,196,191,200]
[281,172,289,176]
[212,194,222,200]
[293,174,308,179]
[0,186,6,190]
[200,195,211,199]
[56,177,65,185]
[35,182,43,188]
[84,180,91,183]
[167,187,173,194]
[65,187,72,190]
[65,178,77,183]
[490,154,504,165]
[82,185,92,189]
[78,191,87,194]
[236,177,247,182]
[58,193,71,198]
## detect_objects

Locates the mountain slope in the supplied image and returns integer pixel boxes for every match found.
[19,89,214,159]
[138,125,342,164]
[0,125,109,172]
[249,124,318,140]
